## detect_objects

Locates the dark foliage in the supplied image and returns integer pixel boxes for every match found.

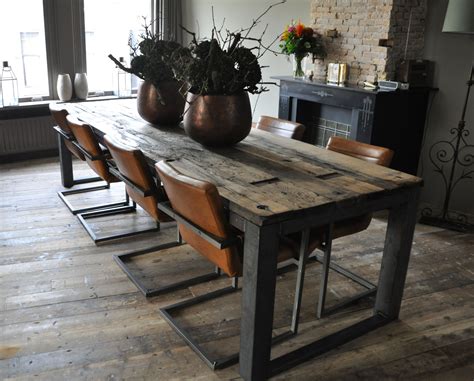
[171,35,262,95]
[108,23,181,89]
[171,1,286,96]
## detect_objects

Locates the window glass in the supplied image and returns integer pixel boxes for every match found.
[0,0,49,98]
[84,0,152,93]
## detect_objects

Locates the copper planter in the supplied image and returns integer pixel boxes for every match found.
[137,80,185,126]
[183,92,252,147]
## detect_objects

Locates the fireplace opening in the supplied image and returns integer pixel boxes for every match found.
[295,100,353,147]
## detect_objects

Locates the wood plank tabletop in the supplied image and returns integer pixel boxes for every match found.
[64,99,423,226]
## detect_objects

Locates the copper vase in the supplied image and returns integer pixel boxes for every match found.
[183,92,252,147]
[137,80,185,126]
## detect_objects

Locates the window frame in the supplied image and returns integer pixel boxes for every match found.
[10,0,155,104]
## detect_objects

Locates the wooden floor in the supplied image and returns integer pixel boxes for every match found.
[1,158,473,381]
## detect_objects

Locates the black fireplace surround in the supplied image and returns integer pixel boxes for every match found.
[273,76,433,175]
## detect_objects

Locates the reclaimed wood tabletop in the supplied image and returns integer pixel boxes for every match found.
[65,99,422,228]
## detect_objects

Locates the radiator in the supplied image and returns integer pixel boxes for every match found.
[0,116,57,156]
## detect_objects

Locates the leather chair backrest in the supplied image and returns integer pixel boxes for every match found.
[104,135,169,222]
[326,136,393,167]
[155,160,242,277]
[65,115,116,183]
[255,116,306,141]
[49,104,85,161]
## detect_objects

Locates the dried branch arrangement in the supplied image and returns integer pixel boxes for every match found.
[171,1,286,96]
[108,21,181,89]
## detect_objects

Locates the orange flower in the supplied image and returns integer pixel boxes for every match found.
[295,22,305,37]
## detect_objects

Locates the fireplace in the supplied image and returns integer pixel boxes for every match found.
[274,76,433,175]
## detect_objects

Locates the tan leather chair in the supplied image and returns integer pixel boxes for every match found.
[326,136,393,166]
[155,160,309,370]
[254,115,306,141]
[309,136,394,318]
[66,116,118,184]
[104,135,214,297]
[65,117,155,244]
[50,104,86,161]
[50,104,115,215]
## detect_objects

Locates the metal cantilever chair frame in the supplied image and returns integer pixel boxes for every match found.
[157,201,311,370]
[60,127,159,244]
[77,164,162,244]
[306,136,392,319]
[310,224,378,319]
[111,174,224,296]
[54,126,130,215]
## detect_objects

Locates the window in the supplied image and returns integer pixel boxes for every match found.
[83,0,153,94]
[0,0,49,99]
[0,0,157,105]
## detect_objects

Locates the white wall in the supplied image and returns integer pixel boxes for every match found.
[421,0,474,221]
[181,0,312,121]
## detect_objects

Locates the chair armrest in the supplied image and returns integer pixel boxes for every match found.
[158,201,240,250]
[108,166,158,198]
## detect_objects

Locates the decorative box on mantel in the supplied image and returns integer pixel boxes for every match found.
[273,76,434,175]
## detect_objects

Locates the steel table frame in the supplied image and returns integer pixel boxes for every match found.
[235,186,419,379]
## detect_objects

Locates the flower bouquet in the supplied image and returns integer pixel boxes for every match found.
[280,21,326,78]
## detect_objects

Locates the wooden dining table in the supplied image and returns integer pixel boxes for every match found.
[59,98,422,380]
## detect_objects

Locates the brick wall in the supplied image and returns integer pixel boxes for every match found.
[311,0,427,84]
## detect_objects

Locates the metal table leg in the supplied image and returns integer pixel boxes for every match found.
[239,222,280,381]
[375,188,419,318]
[58,134,73,188]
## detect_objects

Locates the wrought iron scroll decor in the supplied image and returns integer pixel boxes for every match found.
[421,64,473,232]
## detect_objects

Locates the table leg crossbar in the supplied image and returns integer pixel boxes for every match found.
[270,313,390,377]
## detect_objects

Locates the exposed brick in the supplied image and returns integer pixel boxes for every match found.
[310,0,426,83]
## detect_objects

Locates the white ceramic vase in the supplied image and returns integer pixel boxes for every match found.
[74,73,88,100]
[56,73,73,101]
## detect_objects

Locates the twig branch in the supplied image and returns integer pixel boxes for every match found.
[243,0,286,40]
[180,24,197,44]
[107,54,144,80]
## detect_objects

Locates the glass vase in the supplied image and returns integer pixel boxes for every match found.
[116,57,131,98]
[292,55,308,79]
[1,61,19,107]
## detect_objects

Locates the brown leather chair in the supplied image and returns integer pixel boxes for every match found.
[326,136,393,166]
[309,136,394,318]
[65,117,154,244]
[104,135,213,297]
[50,103,86,162]
[254,115,306,141]
[50,104,114,215]
[155,160,310,370]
